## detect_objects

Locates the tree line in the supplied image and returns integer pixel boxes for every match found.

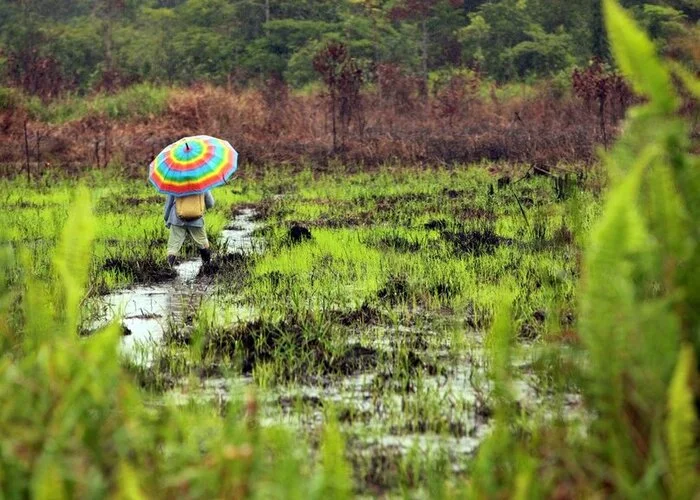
[0,0,697,97]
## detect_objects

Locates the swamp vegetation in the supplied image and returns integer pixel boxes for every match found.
[1,2,699,498]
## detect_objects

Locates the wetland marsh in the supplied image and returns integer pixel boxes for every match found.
[1,5,698,494]
[2,164,598,493]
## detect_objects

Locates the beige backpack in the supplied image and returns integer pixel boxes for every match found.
[175,194,205,221]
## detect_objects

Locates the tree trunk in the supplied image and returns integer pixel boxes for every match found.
[599,96,608,149]
[103,18,114,89]
[331,88,337,152]
[36,131,41,173]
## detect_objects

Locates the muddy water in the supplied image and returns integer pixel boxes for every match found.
[164,340,584,476]
[97,208,258,362]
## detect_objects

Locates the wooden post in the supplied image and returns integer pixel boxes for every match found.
[599,96,608,149]
[103,129,110,168]
[23,119,30,183]
[331,86,337,152]
[36,130,41,175]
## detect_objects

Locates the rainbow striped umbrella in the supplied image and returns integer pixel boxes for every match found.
[148,135,238,196]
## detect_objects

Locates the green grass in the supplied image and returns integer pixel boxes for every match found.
[1,171,262,292]
[2,83,172,123]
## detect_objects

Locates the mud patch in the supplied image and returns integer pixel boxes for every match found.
[101,257,176,283]
[441,227,506,256]
[367,192,434,211]
[308,212,375,228]
[201,315,379,379]
[327,303,387,326]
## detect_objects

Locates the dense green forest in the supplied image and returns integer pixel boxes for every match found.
[1,0,698,95]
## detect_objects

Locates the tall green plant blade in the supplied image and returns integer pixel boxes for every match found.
[647,163,689,264]
[32,459,67,500]
[668,61,700,100]
[579,146,657,480]
[53,187,95,334]
[666,345,699,500]
[581,146,652,365]
[314,415,352,500]
[116,461,147,500]
[603,0,677,112]
[486,289,515,407]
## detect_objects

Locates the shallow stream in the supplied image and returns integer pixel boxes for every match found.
[95,208,258,362]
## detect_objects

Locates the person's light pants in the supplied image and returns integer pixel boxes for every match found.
[167,225,209,255]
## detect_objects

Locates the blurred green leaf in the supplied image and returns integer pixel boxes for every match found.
[53,186,95,334]
[668,61,700,100]
[666,345,699,500]
[32,459,67,500]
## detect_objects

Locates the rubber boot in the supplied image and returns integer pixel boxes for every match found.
[199,247,211,264]
[167,254,177,268]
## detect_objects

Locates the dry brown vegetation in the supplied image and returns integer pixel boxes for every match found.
[0,76,639,176]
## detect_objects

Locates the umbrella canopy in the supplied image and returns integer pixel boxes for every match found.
[149,135,238,196]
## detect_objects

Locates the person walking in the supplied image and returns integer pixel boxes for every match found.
[164,191,215,267]
[148,135,238,267]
